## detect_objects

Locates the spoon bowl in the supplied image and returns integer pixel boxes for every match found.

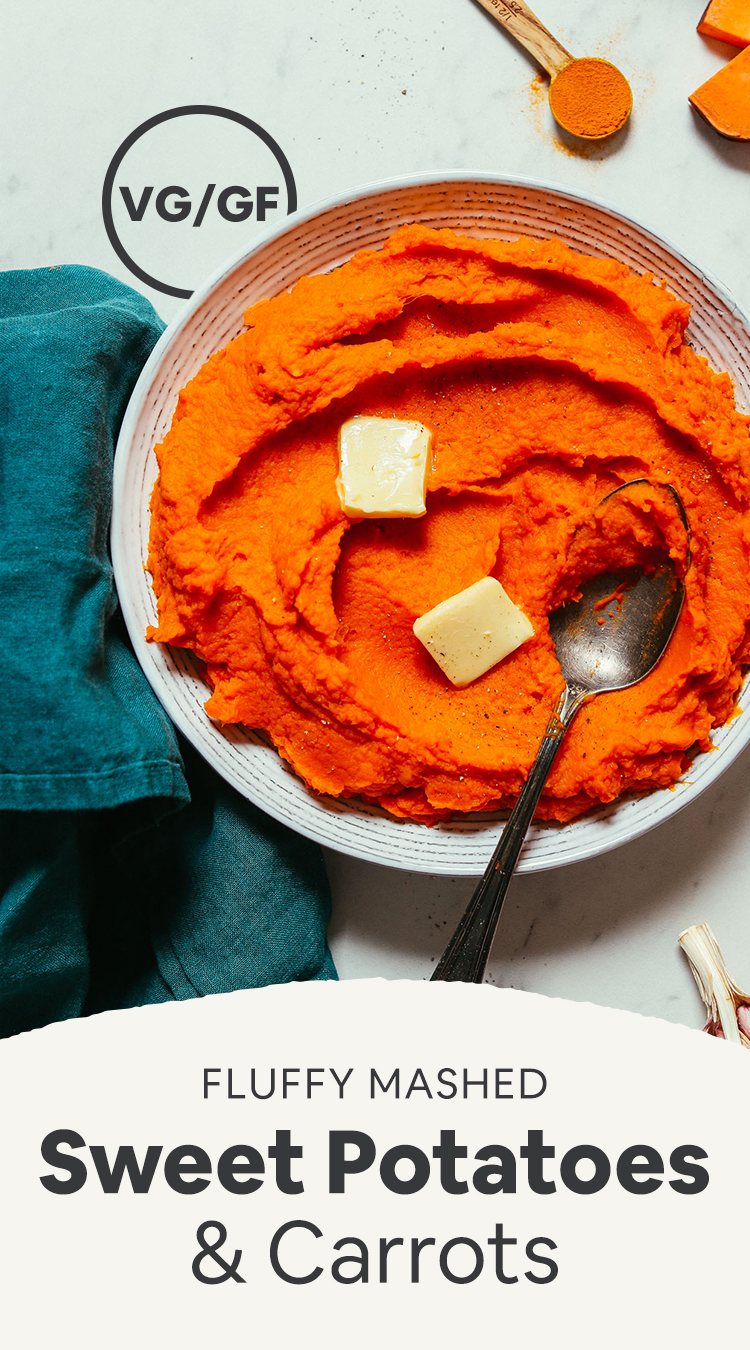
[548,57,632,140]
[551,564,685,695]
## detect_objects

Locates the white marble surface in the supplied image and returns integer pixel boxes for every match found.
[3,0,750,1026]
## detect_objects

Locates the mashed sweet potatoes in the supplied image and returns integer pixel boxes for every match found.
[147,225,750,823]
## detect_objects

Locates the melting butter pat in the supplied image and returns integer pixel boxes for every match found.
[337,416,431,518]
[413,577,534,687]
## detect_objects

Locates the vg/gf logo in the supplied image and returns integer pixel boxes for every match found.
[102,106,297,301]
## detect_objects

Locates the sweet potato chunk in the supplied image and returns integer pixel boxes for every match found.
[697,0,750,49]
[689,43,750,139]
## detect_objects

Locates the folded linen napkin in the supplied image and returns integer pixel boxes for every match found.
[0,265,336,1038]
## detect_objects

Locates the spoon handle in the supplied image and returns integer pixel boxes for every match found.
[471,0,574,78]
[431,685,586,983]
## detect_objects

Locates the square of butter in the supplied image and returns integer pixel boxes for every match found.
[336,416,431,518]
[413,577,534,687]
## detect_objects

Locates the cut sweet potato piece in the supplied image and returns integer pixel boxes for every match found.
[698,0,750,49]
[689,42,750,139]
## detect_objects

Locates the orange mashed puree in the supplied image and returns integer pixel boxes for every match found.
[147,226,750,823]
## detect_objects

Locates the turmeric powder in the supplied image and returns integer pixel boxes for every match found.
[548,57,632,139]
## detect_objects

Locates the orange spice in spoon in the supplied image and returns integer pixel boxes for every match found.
[474,0,632,139]
[548,56,632,138]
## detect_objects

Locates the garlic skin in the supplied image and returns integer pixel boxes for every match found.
[678,923,750,1049]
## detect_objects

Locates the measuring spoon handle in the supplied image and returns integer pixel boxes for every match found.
[431,685,586,984]
[472,0,573,78]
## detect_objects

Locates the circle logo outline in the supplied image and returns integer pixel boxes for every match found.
[102,105,297,300]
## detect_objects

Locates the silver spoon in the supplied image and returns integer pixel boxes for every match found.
[431,481,689,984]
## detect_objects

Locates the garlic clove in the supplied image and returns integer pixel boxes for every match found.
[678,922,750,1049]
[737,1004,750,1041]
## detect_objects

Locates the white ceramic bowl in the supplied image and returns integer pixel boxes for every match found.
[112,173,750,876]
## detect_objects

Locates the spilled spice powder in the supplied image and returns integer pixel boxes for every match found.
[549,57,632,138]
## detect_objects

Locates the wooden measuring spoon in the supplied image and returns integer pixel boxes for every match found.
[473,0,632,139]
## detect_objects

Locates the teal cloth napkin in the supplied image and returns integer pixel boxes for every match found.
[0,265,336,1038]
